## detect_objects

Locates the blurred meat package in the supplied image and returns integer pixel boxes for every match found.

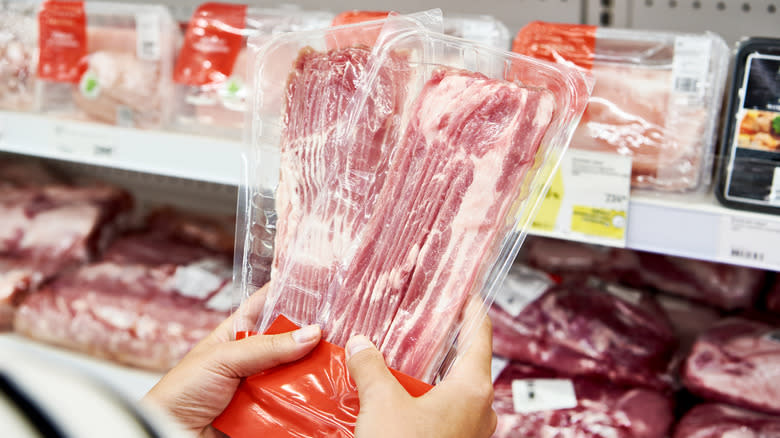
[36,1,175,128]
[674,404,780,438]
[0,161,133,329]
[493,361,674,438]
[173,3,332,137]
[490,265,677,391]
[13,208,236,371]
[767,277,780,313]
[682,317,780,415]
[513,22,729,191]
[0,1,37,111]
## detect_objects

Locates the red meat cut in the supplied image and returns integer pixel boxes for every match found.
[261,46,410,327]
[493,362,674,438]
[673,404,780,438]
[682,317,780,415]
[767,278,780,314]
[321,69,555,381]
[490,282,677,391]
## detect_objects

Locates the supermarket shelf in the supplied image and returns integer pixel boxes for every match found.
[0,111,244,186]
[0,334,162,401]
[533,189,780,272]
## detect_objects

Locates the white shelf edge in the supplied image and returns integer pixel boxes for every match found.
[0,112,244,186]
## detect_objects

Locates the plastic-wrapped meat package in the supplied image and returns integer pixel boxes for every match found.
[767,277,780,313]
[0,176,133,330]
[611,250,766,310]
[0,1,37,111]
[173,3,332,138]
[490,274,677,391]
[682,317,780,415]
[513,22,729,191]
[13,208,235,371]
[493,362,674,438]
[36,1,175,129]
[673,404,780,438]
[521,235,611,277]
[331,10,510,49]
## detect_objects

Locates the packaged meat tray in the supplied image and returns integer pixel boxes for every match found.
[0,1,37,112]
[674,404,780,438]
[490,266,677,391]
[217,10,592,438]
[36,1,175,129]
[13,208,235,371]
[682,317,780,415]
[331,10,510,49]
[1,165,133,330]
[513,22,729,191]
[173,3,332,138]
[493,361,674,438]
[715,38,780,214]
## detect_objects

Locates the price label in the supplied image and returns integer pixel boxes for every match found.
[532,149,632,247]
[494,266,552,317]
[718,215,780,268]
[672,36,711,96]
[512,379,578,414]
[50,123,117,158]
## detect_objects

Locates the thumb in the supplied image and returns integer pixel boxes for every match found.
[345,335,403,402]
[209,324,321,378]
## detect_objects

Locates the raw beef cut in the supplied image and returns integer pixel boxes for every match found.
[682,317,780,415]
[0,183,132,329]
[522,236,611,277]
[490,283,677,391]
[14,260,229,371]
[657,294,721,349]
[261,46,410,327]
[323,69,555,381]
[674,404,780,438]
[493,362,674,438]
[767,278,780,314]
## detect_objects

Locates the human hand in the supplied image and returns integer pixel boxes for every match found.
[141,285,321,438]
[346,308,496,438]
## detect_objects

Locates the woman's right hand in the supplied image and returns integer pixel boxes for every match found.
[346,313,497,438]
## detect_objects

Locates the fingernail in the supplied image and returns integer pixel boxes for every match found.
[345,335,374,359]
[292,325,320,344]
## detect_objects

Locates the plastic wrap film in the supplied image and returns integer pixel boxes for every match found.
[513,22,729,192]
[673,404,780,438]
[331,10,510,49]
[0,162,133,330]
[236,9,592,383]
[173,3,332,138]
[490,265,677,391]
[0,1,37,111]
[522,236,766,310]
[682,317,780,415]
[36,0,175,129]
[13,208,235,371]
[493,361,674,438]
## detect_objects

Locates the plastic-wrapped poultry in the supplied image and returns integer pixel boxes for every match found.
[0,1,37,111]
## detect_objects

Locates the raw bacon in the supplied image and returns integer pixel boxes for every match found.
[673,404,780,438]
[493,362,674,438]
[682,317,780,415]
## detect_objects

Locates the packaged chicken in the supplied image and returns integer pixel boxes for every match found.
[173,3,332,138]
[215,10,592,438]
[513,22,729,192]
[0,1,37,112]
[331,10,510,49]
[36,0,175,129]
[715,38,780,213]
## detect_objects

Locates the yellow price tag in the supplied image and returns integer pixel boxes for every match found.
[570,206,627,240]
[531,167,564,232]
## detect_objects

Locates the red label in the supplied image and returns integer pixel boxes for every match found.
[330,10,390,48]
[512,21,597,71]
[173,2,247,86]
[214,315,433,438]
[38,0,87,82]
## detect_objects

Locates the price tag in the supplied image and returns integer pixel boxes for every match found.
[511,379,578,414]
[718,215,780,268]
[494,266,552,317]
[671,36,711,96]
[50,123,116,158]
[491,356,509,383]
[532,149,632,247]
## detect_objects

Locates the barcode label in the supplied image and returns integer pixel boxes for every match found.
[672,36,711,96]
[729,248,765,261]
[494,266,553,317]
[512,379,578,414]
[135,13,161,61]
